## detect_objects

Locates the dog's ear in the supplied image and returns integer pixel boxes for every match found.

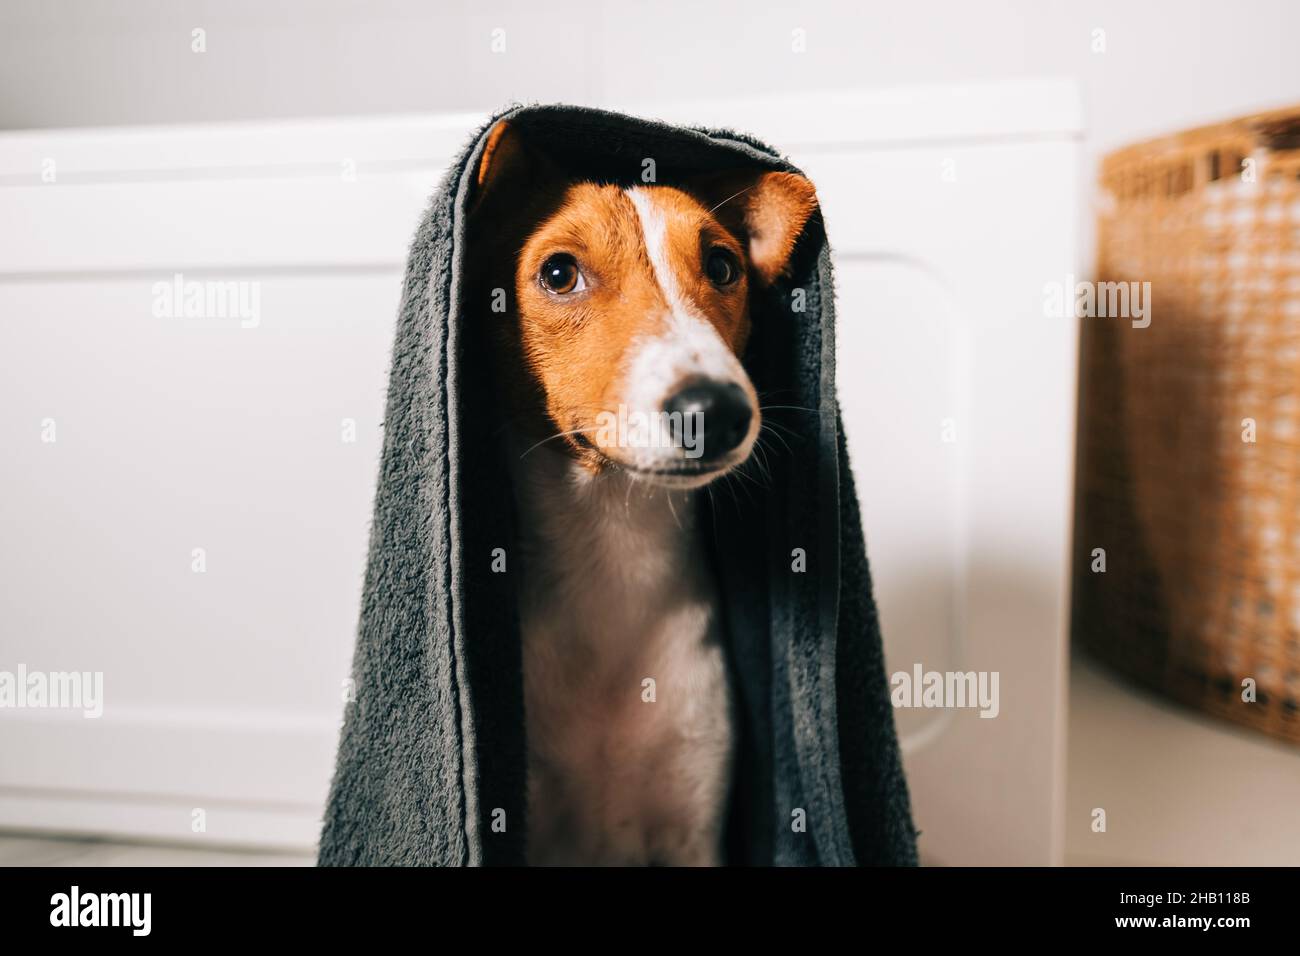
[688,170,819,286]
[471,119,563,217]
[472,120,526,209]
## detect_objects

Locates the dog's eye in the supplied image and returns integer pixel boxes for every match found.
[705,247,740,287]
[539,253,585,295]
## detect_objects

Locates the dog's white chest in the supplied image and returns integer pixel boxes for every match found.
[511,448,734,866]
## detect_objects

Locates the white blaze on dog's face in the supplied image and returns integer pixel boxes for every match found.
[476,121,819,488]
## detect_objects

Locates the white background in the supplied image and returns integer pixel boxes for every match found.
[4,0,1298,278]
[3,2,1298,184]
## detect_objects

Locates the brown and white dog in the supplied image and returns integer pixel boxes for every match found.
[468,120,818,865]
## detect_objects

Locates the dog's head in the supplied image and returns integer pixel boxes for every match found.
[471,120,818,489]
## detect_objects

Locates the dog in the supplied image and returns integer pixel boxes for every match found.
[468,120,818,865]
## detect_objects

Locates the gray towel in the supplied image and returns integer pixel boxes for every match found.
[317,104,918,866]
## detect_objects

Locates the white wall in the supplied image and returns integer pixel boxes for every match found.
[3,0,1298,156]
[4,0,1296,276]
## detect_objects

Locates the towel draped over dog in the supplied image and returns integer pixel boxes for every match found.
[317,104,918,866]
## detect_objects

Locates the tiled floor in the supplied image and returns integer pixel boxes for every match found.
[0,833,314,867]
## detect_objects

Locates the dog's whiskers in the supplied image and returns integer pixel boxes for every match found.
[518,427,598,460]
[707,184,757,216]
[665,490,683,530]
[759,421,794,455]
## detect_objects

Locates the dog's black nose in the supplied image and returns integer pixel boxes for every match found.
[663,380,753,461]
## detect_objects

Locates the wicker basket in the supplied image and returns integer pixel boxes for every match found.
[1074,106,1300,745]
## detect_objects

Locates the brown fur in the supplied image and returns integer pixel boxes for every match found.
[468,121,817,471]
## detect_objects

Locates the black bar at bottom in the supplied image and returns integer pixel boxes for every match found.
[0,865,1286,942]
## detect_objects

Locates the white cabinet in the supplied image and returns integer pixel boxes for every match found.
[0,116,467,847]
[0,82,1082,861]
